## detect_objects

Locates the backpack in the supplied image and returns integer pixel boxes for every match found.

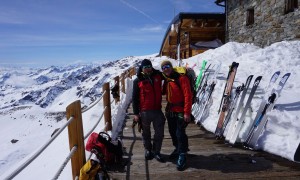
[86,132,123,165]
[79,159,102,180]
[173,66,197,104]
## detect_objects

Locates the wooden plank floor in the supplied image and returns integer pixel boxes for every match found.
[109,102,300,180]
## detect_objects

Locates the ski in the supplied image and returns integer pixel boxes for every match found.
[244,73,291,149]
[195,60,207,90]
[228,76,262,145]
[225,75,254,141]
[215,62,239,138]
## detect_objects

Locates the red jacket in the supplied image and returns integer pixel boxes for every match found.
[163,73,192,115]
[132,69,163,114]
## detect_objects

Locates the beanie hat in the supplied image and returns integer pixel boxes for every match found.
[161,60,172,68]
[140,59,152,68]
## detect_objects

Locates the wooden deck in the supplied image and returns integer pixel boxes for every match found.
[109,102,300,180]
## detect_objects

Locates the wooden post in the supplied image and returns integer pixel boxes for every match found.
[103,82,112,131]
[66,100,86,179]
[130,67,136,78]
[113,76,120,103]
[121,72,125,93]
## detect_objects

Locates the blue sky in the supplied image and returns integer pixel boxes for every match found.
[0,0,224,67]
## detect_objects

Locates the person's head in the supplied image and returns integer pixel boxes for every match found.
[140,59,153,75]
[161,60,173,76]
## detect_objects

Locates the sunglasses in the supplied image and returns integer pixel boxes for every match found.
[162,64,171,70]
[142,65,152,69]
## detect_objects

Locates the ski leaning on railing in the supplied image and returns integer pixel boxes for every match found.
[215,62,239,138]
[227,76,262,145]
[244,72,291,150]
[224,75,254,141]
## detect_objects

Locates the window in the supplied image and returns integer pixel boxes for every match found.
[246,8,254,26]
[285,0,298,14]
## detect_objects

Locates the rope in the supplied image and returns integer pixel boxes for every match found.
[52,146,78,180]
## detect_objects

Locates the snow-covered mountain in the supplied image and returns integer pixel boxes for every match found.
[0,58,134,110]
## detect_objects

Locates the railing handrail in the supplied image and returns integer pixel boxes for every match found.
[81,92,105,113]
[84,106,107,140]
[52,145,78,180]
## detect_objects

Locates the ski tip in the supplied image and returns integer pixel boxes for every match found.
[232,61,239,67]
[255,76,263,81]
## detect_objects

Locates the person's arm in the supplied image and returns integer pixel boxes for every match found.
[180,76,193,122]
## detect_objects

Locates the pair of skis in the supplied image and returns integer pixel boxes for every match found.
[215,62,239,138]
[244,72,291,149]
[193,62,221,124]
[220,75,252,138]
[192,62,210,119]
[195,63,221,124]
[224,75,254,141]
[226,75,263,144]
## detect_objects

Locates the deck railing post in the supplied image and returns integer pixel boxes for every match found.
[121,72,125,93]
[113,76,120,104]
[129,67,136,78]
[103,82,112,131]
[66,100,86,179]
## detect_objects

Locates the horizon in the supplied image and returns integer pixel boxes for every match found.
[0,0,224,68]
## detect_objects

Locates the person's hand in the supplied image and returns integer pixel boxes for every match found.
[133,115,140,122]
[184,114,191,123]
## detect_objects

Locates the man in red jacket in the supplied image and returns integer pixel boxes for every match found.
[132,59,166,162]
[161,60,192,171]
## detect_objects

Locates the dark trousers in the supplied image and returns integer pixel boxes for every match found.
[166,112,189,154]
[140,110,165,153]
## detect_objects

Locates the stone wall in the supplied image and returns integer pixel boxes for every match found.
[226,0,300,47]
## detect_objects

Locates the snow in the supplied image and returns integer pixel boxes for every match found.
[0,41,299,179]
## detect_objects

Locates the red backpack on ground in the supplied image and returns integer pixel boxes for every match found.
[86,132,123,164]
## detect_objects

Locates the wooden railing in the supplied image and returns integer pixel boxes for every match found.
[64,66,136,179]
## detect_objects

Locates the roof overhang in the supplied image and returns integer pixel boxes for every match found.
[159,12,226,58]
